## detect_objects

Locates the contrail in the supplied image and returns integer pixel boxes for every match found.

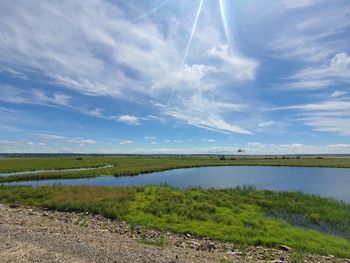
[168,0,204,104]
[182,0,204,65]
[219,0,233,48]
[134,0,170,21]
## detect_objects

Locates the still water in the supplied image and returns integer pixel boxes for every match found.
[6,166,350,202]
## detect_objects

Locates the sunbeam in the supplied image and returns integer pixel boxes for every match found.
[219,0,233,49]
[168,0,204,104]
[182,0,204,65]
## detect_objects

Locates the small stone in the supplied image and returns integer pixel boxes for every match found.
[9,201,19,208]
[227,250,243,256]
[200,241,217,252]
[278,245,291,251]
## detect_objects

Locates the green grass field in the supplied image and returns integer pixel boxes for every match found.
[0,185,349,257]
[1,155,350,182]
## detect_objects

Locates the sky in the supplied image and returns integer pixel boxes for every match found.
[0,0,350,154]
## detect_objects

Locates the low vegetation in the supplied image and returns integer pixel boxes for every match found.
[0,185,349,257]
[1,155,350,182]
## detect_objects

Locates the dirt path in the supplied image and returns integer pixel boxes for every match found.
[0,204,347,263]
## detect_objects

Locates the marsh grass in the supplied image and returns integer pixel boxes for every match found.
[1,156,350,182]
[0,185,349,257]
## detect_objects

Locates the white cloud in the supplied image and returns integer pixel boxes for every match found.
[161,93,252,135]
[207,45,258,81]
[292,53,350,83]
[272,3,350,64]
[202,139,216,143]
[165,139,182,143]
[276,99,350,136]
[281,100,350,111]
[282,80,333,90]
[302,117,350,136]
[68,138,96,145]
[31,133,67,140]
[84,108,105,118]
[117,115,140,125]
[145,115,166,123]
[331,90,347,98]
[258,121,275,127]
[174,64,217,90]
[0,0,180,98]
[0,1,261,136]
[119,140,133,145]
[0,85,72,108]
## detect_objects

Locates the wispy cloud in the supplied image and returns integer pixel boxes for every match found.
[0,0,259,135]
[0,85,71,107]
[68,138,96,145]
[202,138,216,143]
[276,99,350,136]
[258,121,275,128]
[161,93,252,135]
[119,140,133,145]
[331,90,348,98]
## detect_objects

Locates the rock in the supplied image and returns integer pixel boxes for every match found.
[9,201,19,208]
[278,245,291,251]
[227,250,243,256]
[189,241,200,249]
[178,242,186,248]
[199,241,216,252]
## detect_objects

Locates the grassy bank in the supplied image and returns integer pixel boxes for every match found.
[1,156,350,182]
[0,185,349,257]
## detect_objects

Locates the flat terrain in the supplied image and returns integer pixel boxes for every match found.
[1,156,350,261]
[1,204,348,263]
[1,155,350,182]
[1,185,350,258]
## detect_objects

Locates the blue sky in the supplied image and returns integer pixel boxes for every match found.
[0,0,350,154]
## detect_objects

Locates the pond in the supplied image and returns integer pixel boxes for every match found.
[6,166,350,203]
